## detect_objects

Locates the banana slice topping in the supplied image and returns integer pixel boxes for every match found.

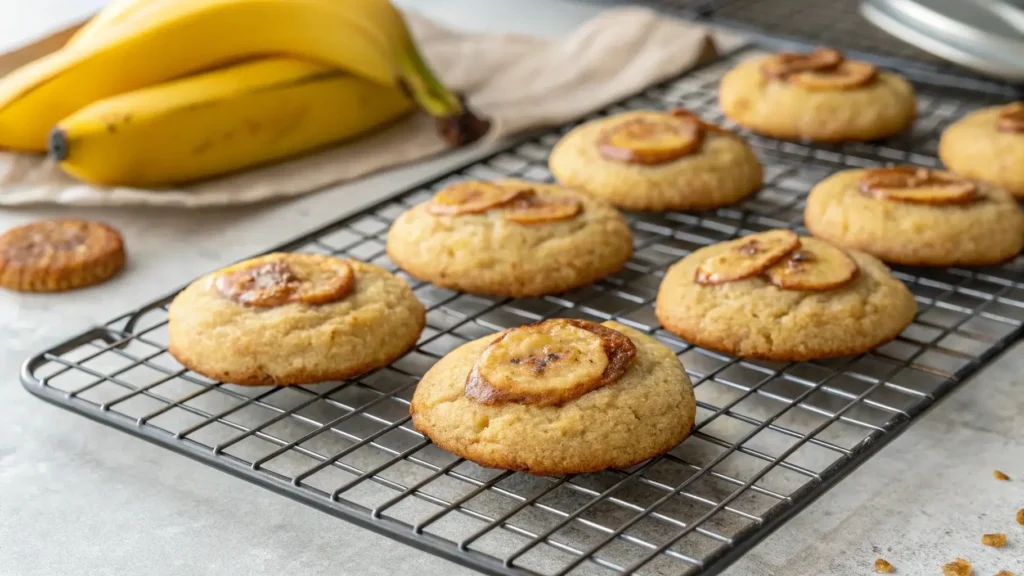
[695,229,800,285]
[502,190,582,225]
[859,166,979,205]
[694,230,859,292]
[997,102,1024,134]
[427,181,524,216]
[465,319,637,407]
[597,109,704,165]
[761,47,844,77]
[761,48,877,91]
[215,253,354,308]
[764,237,857,291]
[428,181,583,224]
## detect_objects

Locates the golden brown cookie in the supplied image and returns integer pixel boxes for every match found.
[547,108,763,212]
[805,167,1024,266]
[168,253,425,386]
[719,48,916,142]
[0,219,124,292]
[386,179,633,297]
[655,230,917,361]
[410,320,696,475]
[939,102,1024,198]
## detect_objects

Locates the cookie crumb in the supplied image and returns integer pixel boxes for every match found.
[994,571,1015,576]
[874,558,894,573]
[994,470,1010,481]
[942,557,972,576]
[1017,508,1024,526]
[982,533,1007,547]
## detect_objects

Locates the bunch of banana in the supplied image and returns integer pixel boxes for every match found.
[0,0,488,187]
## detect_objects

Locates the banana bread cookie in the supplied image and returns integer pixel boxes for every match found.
[939,102,1024,198]
[655,230,917,360]
[548,108,763,212]
[805,167,1024,266]
[168,252,425,386]
[386,179,633,297]
[719,48,916,142]
[410,319,696,475]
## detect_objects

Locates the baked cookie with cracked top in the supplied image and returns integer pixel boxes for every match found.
[805,166,1024,266]
[719,48,916,142]
[386,179,633,297]
[410,319,696,475]
[547,108,763,211]
[655,230,917,361]
[168,252,425,386]
[939,102,1024,198]
[0,219,124,292]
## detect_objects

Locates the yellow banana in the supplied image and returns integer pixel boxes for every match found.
[50,57,414,187]
[0,0,483,152]
[66,0,154,47]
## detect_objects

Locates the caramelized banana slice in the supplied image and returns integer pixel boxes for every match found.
[0,219,125,292]
[790,61,877,91]
[427,181,523,216]
[761,47,843,78]
[465,319,637,407]
[597,113,703,165]
[695,229,800,285]
[765,237,857,291]
[215,253,354,308]
[997,102,1024,133]
[502,190,582,225]
[860,166,979,205]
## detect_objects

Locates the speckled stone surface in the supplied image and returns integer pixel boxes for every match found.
[1,2,1021,576]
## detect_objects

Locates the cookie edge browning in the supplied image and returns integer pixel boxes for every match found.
[0,220,126,293]
[410,324,695,476]
[415,416,693,476]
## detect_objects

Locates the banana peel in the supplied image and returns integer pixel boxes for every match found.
[50,57,416,187]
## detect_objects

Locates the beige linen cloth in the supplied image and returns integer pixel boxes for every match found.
[0,7,715,207]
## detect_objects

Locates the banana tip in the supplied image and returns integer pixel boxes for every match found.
[437,106,491,147]
[49,128,69,161]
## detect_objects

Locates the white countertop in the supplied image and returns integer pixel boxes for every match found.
[0,1,1022,575]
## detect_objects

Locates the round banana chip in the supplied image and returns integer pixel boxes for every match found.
[465,318,637,407]
[597,113,703,165]
[695,229,800,285]
[427,181,523,216]
[997,102,1024,133]
[760,47,844,78]
[790,61,877,91]
[502,190,582,225]
[764,237,857,291]
[215,253,354,308]
[859,166,979,205]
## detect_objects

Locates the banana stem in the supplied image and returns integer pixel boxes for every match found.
[397,39,490,146]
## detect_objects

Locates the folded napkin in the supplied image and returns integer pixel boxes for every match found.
[0,7,716,207]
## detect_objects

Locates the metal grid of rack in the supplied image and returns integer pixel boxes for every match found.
[22,50,1024,576]
[592,0,1023,90]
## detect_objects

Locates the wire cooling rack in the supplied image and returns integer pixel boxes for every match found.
[21,49,1024,576]
[589,0,1022,89]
